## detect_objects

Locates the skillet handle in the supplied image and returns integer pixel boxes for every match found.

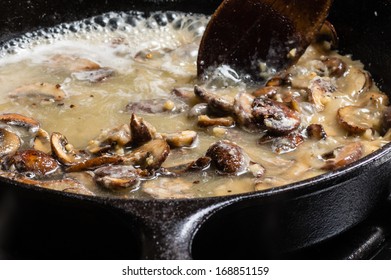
[108,198,231,259]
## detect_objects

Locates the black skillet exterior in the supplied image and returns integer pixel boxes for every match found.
[0,0,391,259]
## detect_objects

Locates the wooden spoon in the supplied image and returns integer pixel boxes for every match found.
[197,0,333,80]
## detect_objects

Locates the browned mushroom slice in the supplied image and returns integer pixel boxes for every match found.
[171,88,195,102]
[233,92,258,131]
[206,140,250,175]
[126,98,188,115]
[72,68,114,83]
[308,77,336,111]
[314,21,339,50]
[252,96,301,135]
[271,133,304,154]
[48,54,101,72]
[130,114,157,147]
[51,132,86,165]
[322,142,364,171]
[322,57,347,78]
[197,115,235,128]
[252,86,279,98]
[164,156,212,175]
[86,124,131,155]
[94,165,141,190]
[7,149,59,177]
[0,128,21,157]
[265,72,292,87]
[0,113,40,134]
[126,139,170,170]
[188,103,209,119]
[33,128,51,154]
[345,68,373,95]
[8,83,66,102]
[307,124,327,140]
[194,86,234,114]
[338,106,382,134]
[65,155,123,173]
[259,132,304,154]
[161,130,198,148]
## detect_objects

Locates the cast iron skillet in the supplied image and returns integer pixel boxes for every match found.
[1,0,391,259]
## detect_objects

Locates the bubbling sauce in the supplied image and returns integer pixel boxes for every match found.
[0,11,389,199]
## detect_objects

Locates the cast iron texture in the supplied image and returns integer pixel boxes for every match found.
[0,0,391,259]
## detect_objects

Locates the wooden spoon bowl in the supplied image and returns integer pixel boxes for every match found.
[197,0,333,81]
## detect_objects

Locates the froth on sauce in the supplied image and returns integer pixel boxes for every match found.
[0,11,389,199]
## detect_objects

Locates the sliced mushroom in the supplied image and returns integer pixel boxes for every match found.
[252,96,301,135]
[130,114,157,147]
[259,132,304,154]
[171,88,197,102]
[8,83,66,102]
[163,156,212,175]
[271,133,304,154]
[65,155,123,173]
[0,113,40,134]
[72,68,114,83]
[197,115,235,128]
[94,165,141,190]
[188,103,209,119]
[125,139,170,170]
[233,92,258,131]
[126,98,188,115]
[51,132,86,165]
[162,130,198,148]
[314,20,339,50]
[86,124,131,155]
[307,124,327,140]
[33,128,51,154]
[6,149,59,177]
[48,54,101,72]
[194,85,234,115]
[308,77,336,111]
[345,68,373,95]
[322,57,347,78]
[338,106,382,134]
[206,140,250,175]
[252,86,279,98]
[322,142,363,170]
[265,72,291,87]
[0,128,21,157]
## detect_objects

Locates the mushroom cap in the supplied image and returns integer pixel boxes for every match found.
[206,140,250,175]
[0,128,21,157]
[11,149,59,177]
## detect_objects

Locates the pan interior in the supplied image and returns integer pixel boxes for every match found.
[0,6,390,200]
